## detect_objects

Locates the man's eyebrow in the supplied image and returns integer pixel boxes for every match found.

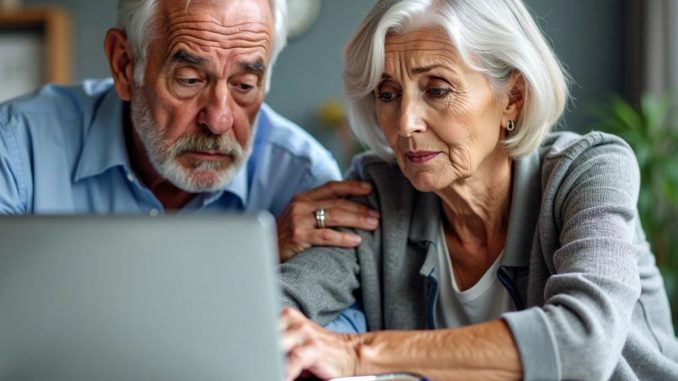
[240,60,266,75]
[171,50,206,66]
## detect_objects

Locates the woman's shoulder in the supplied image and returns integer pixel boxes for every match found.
[540,130,634,161]
[345,151,421,207]
[346,151,404,181]
[538,130,640,196]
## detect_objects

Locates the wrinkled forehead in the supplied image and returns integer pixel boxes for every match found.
[161,0,273,23]
[156,0,274,52]
[384,27,456,55]
[383,27,464,70]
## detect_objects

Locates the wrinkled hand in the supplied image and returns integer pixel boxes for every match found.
[281,307,359,381]
[276,180,379,262]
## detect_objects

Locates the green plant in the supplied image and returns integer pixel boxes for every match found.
[594,94,678,332]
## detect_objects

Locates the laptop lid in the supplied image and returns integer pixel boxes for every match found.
[0,213,284,381]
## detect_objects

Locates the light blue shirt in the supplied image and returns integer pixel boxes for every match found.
[0,78,365,332]
[0,79,339,215]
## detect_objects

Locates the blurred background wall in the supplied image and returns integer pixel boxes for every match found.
[18,0,625,168]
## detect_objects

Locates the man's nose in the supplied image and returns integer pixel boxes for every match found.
[398,94,426,137]
[198,82,234,135]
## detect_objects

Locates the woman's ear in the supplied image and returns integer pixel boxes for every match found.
[104,28,135,101]
[503,71,526,121]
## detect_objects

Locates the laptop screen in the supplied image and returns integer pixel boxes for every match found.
[0,213,285,381]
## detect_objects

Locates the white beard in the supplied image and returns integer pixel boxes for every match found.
[129,88,253,193]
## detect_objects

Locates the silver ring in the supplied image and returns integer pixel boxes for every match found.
[314,208,326,229]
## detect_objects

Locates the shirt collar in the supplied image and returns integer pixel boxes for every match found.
[201,162,248,207]
[74,86,251,208]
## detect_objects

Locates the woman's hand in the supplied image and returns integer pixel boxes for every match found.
[276,180,379,262]
[281,308,523,381]
[280,307,360,381]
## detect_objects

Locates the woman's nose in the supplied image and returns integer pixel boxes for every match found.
[398,95,426,137]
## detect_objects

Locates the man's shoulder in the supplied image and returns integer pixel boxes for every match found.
[0,79,115,145]
[1,79,114,122]
[242,104,342,213]
[0,79,118,213]
[250,104,340,185]
[0,78,117,155]
[254,104,335,163]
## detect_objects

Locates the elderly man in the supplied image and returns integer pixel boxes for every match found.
[0,0,372,330]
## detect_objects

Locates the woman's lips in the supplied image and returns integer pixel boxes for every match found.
[405,151,440,163]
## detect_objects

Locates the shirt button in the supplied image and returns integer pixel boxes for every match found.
[126,173,136,182]
[149,208,159,216]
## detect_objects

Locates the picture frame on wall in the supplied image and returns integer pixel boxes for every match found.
[0,7,71,103]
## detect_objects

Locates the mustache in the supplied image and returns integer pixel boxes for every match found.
[171,134,241,156]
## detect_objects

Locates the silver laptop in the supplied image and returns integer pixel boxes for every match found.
[0,213,285,381]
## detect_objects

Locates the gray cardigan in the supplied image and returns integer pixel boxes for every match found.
[280,131,678,380]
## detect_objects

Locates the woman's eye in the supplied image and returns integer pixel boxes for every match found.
[427,87,451,98]
[377,90,399,102]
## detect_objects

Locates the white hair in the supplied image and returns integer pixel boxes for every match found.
[343,0,569,158]
[117,0,287,91]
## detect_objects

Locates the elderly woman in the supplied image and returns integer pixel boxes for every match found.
[280,0,678,380]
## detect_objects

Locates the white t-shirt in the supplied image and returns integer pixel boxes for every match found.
[434,224,515,328]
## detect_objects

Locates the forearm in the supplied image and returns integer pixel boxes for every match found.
[354,319,522,381]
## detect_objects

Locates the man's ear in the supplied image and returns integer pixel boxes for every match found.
[503,71,526,122]
[104,28,135,101]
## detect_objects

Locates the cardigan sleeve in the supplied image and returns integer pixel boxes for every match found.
[505,132,644,381]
